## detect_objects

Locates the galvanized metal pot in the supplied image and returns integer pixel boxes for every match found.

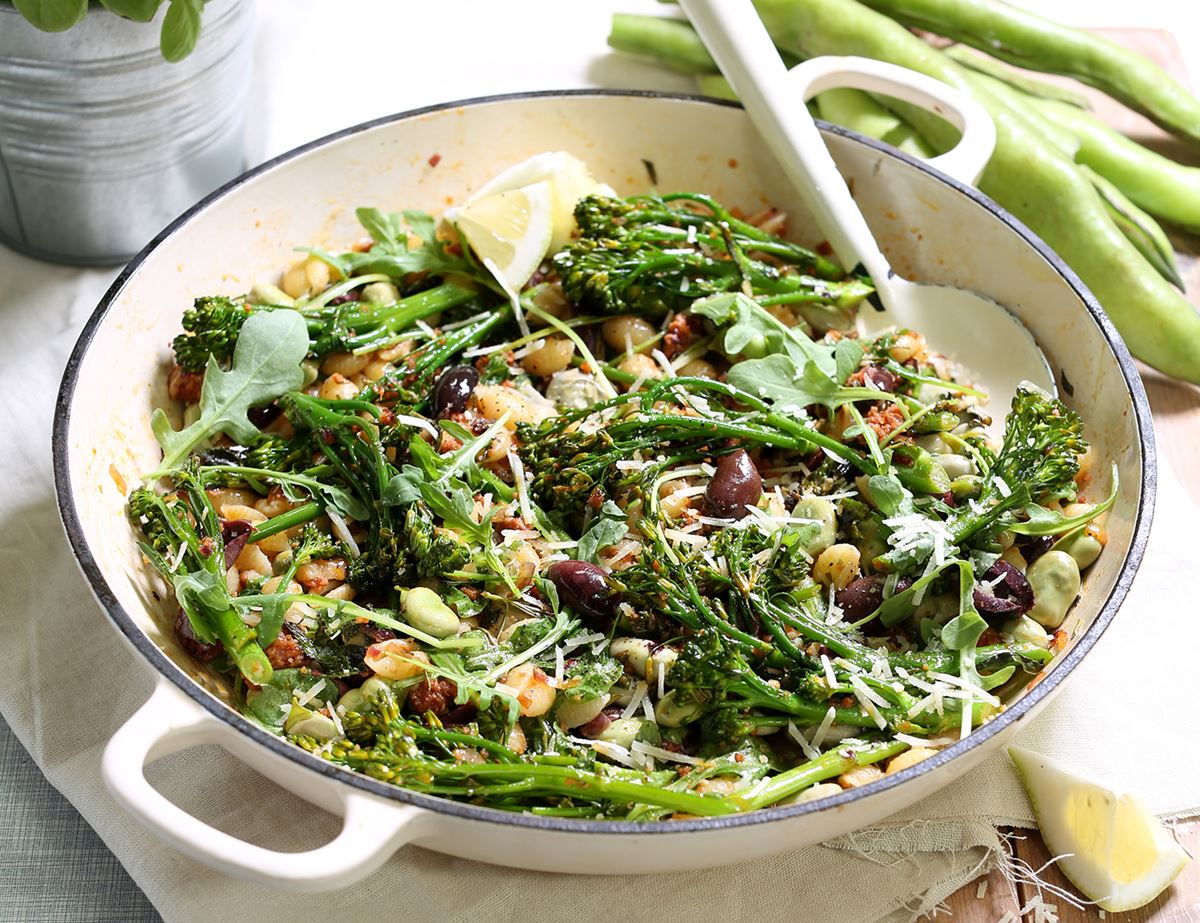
[0,0,253,266]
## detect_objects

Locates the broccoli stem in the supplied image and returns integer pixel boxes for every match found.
[211,606,273,685]
[341,754,745,817]
[247,501,322,542]
[740,738,907,809]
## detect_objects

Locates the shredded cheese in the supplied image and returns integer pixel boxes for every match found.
[506,449,534,527]
[810,706,837,750]
[631,740,703,766]
[621,682,648,720]
[296,678,327,709]
[325,508,360,557]
[788,720,821,761]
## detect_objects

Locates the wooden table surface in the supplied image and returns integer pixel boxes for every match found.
[943,28,1200,923]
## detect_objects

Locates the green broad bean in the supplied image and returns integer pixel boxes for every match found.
[654,690,704,728]
[556,693,612,730]
[792,498,838,555]
[362,281,400,304]
[1027,550,1081,628]
[915,433,952,454]
[950,475,984,501]
[856,0,1200,148]
[754,0,1200,383]
[285,707,338,741]
[336,688,368,715]
[1001,614,1051,649]
[934,453,974,480]
[598,717,660,749]
[300,359,320,388]
[1054,529,1104,570]
[402,587,461,638]
[248,281,295,307]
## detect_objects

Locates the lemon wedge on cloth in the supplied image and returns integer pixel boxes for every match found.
[452,180,554,292]
[1009,746,1191,912]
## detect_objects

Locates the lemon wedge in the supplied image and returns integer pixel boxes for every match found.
[463,151,613,252]
[1009,746,1191,912]
[452,180,554,291]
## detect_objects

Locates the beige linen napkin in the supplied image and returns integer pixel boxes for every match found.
[2,247,1197,923]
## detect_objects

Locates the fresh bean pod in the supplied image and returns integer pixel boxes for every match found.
[753,0,1200,383]
[856,0,1200,148]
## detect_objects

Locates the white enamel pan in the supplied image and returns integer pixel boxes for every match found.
[53,80,1154,889]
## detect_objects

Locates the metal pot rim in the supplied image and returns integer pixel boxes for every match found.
[52,88,1157,836]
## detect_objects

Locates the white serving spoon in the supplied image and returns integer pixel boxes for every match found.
[680,0,1056,426]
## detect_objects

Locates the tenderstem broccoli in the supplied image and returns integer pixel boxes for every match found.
[554,193,873,319]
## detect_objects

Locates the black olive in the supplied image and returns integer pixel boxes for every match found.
[705,449,763,519]
[220,519,253,570]
[432,365,479,417]
[835,575,913,621]
[547,560,618,625]
[973,560,1035,621]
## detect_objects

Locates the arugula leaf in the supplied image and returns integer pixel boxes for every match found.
[557,653,623,704]
[338,207,475,279]
[693,292,834,373]
[725,354,883,412]
[865,475,907,517]
[834,338,866,384]
[243,669,337,731]
[576,500,628,564]
[172,569,226,644]
[151,310,308,472]
[1009,465,1119,536]
[198,465,368,522]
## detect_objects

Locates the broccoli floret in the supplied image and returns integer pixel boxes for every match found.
[403,502,471,579]
[172,296,252,372]
[949,384,1088,547]
[554,194,870,320]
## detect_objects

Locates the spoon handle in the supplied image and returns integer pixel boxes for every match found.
[680,0,892,281]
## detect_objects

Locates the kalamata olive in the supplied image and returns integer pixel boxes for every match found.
[835,575,913,621]
[705,449,763,519]
[1020,535,1055,565]
[432,365,479,417]
[221,519,252,569]
[855,364,901,393]
[577,711,613,739]
[972,559,1035,621]
[547,560,618,625]
[175,609,222,662]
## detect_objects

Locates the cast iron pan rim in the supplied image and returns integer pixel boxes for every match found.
[52,88,1157,837]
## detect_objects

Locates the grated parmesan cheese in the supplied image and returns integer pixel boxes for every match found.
[506,449,534,527]
[622,682,648,720]
[788,720,821,761]
[631,740,703,766]
[326,508,361,557]
[296,678,327,708]
[810,706,837,750]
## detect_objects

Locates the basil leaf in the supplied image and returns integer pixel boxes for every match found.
[12,0,88,31]
[160,0,202,62]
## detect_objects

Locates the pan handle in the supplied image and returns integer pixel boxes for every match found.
[103,677,426,891]
[784,55,997,186]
